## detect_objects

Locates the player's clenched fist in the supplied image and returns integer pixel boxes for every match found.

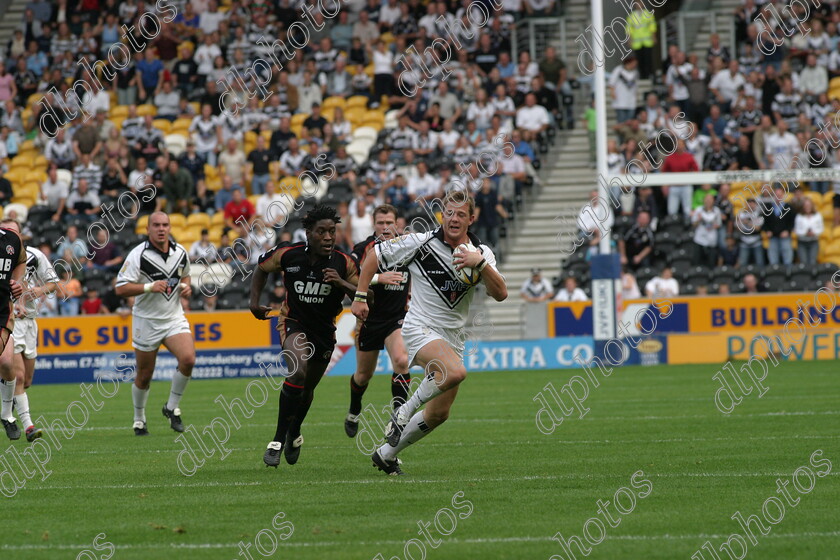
[351,301,369,322]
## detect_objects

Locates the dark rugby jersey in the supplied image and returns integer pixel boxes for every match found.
[258,243,358,332]
[352,235,410,322]
[0,228,26,311]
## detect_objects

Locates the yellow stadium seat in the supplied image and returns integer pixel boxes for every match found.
[822,191,835,207]
[11,196,34,208]
[186,213,211,228]
[24,170,46,184]
[245,131,258,145]
[248,194,260,207]
[211,212,225,226]
[136,214,150,233]
[33,155,48,168]
[18,182,40,198]
[362,109,384,121]
[291,113,309,127]
[346,96,368,109]
[109,117,124,130]
[111,105,129,119]
[207,229,222,245]
[345,107,366,124]
[137,104,158,117]
[173,116,193,129]
[364,64,374,78]
[360,120,383,131]
[323,96,346,110]
[168,214,186,228]
[26,93,43,107]
[5,169,25,184]
[189,102,200,114]
[290,124,303,138]
[260,130,271,142]
[12,153,34,168]
[153,119,172,134]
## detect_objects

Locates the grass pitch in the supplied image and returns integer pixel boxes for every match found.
[1,361,838,559]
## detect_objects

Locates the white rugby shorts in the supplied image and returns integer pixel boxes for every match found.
[13,317,38,359]
[132,315,192,352]
[401,321,466,368]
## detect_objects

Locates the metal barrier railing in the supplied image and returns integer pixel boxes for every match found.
[659,10,736,61]
[511,17,564,63]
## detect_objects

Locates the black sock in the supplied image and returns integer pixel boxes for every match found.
[349,375,368,415]
[391,373,410,410]
[273,381,303,442]
[288,391,314,440]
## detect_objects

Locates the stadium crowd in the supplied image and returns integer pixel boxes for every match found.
[564,3,840,298]
[0,0,562,314]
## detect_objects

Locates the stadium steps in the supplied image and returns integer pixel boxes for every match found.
[0,1,25,50]
[471,127,596,340]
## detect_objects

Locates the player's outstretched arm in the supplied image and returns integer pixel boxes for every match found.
[248,266,272,320]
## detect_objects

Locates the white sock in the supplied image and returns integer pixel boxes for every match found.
[132,384,149,423]
[0,379,15,420]
[14,393,32,429]
[398,375,443,424]
[167,371,190,411]
[379,410,434,461]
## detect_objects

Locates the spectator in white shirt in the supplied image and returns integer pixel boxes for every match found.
[553,277,588,302]
[665,51,692,111]
[407,161,439,202]
[764,119,800,170]
[645,267,680,299]
[154,80,181,120]
[794,197,823,265]
[692,193,722,268]
[189,229,219,262]
[799,54,828,102]
[709,60,746,112]
[520,268,554,302]
[622,269,641,300]
[609,56,639,123]
[41,164,69,221]
[515,92,550,143]
[198,0,225,34]
[255,180,294,229]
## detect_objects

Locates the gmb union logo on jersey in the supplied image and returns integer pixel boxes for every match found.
[293,280,331,304]
[5,245,13,256]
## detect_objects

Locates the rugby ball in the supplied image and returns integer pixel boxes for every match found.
[452,243,481,286]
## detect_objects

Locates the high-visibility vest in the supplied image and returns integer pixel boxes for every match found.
[626,9,657,49]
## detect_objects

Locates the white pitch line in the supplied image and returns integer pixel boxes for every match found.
[2,531,839,551]
[36,409,840,434]
[54,433,840,456]
[18,471,840,492]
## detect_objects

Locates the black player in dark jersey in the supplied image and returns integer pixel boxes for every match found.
[250,205,359,467]
[0,219,29,440]
[344,205,411,438]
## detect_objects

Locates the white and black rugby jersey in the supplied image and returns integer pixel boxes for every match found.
[374,228,501,329]
[116,239,190,320]
[22,246,59,319]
